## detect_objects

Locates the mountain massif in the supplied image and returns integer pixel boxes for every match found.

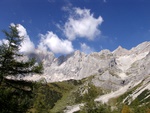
[20,41,150,112]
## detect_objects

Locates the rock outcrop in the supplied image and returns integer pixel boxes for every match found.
[22,41,150,92]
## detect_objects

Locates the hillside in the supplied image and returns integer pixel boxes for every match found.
[15,41,150,112]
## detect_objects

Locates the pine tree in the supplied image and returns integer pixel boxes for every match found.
[0,24,43,113]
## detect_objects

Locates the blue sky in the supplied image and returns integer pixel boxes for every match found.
[0,0,150,55]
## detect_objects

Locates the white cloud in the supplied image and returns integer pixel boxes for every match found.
[0,24,35,54]
[64,7,103,40]
[37,41,48,53]
[16,24,35,54]
[38,31,74,54]
[80,43,94,54]
[0,39,8,45]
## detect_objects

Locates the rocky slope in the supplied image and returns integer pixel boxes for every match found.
[23,41,149,83]
[20,41,150,112]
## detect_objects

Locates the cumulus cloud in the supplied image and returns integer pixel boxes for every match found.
[64,7,103,40]
[16,24,35,54]
[37,41,48,53]
[0,24,35,54]
[38,31,74,54]
[80,43,94,54]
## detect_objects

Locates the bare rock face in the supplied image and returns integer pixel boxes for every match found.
[22,41,150,92]
[41,49,118,82]
[113,46,129,56]
[130,41,150,54]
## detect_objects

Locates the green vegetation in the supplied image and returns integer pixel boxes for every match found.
[0,80,34,113]
[0,25,43,113]
[0,76,150,113]
[107,81,150,113]
[135,89,150,104]
[130,89,150,113]
[49,80,80,113]
[79,101,112,113]
[31,83,62,113]
[74,83,103,103]
[116,81,143,105]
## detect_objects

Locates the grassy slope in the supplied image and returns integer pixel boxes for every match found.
[28,75,150,113]
[49,81,80,113]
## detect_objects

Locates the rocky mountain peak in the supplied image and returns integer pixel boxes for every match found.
[117,45,123,50]
[113,45,129,56]
[73,50,86,57]
[99,49,111,54]
[22,41,150,85]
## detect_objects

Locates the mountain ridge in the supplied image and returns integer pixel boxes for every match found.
[21,41,150,84]
[15,41,150,112]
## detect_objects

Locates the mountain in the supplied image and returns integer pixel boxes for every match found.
[20,41,150,112]
[23,41,149,82]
